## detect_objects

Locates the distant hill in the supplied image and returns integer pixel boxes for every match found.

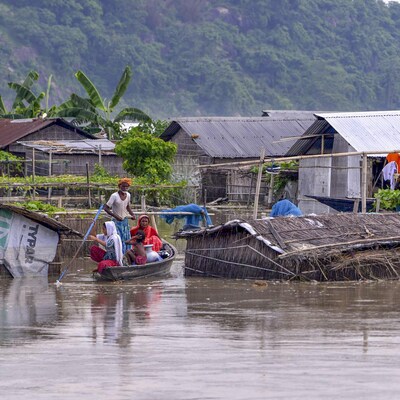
[1,0,400,119]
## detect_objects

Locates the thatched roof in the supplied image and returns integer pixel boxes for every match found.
[0,203,82,236]
[176,213,400,258]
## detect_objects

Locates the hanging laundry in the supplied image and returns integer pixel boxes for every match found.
[382,161,397,190]
[386,153,400,172]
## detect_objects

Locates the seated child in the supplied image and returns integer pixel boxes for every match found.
[124,230,147,266]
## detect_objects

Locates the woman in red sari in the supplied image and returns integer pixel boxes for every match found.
[130,215,163,252]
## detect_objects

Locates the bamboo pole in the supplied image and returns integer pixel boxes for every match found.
[86,163,91,208]
[98,145,102,165]
[32,148,35,200]
[253,148,265,219]
[32,148,35,182]
[48,150,52,200]
[150,214,159,234]
[141,194,146,211]
[50,210,208,216]
[246,173,254,207]
[361,152,368,213]
[198,149,400,169]
[267,173,275,207]
[48,150,52,176]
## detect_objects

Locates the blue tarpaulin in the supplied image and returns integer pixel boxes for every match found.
[270,200,302,217]
[160,204,212,227]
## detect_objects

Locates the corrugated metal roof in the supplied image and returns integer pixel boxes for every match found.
[160,116,316,158]
[286,111,400,156]
[17,138,115,154]
[261,110,319,118]
[286,120,331,156]
[318,111,400,152]
[0,118,93,148]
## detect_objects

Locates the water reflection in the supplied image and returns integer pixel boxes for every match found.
[0,277,58,346]
[183,279,400,354]
[90,285,163,346]
[1,262,400,399]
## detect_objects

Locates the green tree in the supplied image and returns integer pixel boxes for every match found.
[115,128,177,184]
[57,66,151,139]
[137,119,169,137]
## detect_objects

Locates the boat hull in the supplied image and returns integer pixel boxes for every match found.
[93,242,177,281]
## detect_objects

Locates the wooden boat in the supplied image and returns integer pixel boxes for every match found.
[175,213,400,281]
[93,241,177,281]
[305,195,375,213]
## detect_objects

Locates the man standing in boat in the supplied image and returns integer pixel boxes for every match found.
[104,178,136,253]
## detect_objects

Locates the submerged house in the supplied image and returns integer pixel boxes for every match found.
[0,118,124,176]
[285,111,400,214]
[177,212,400,281]
[160,112,316,203]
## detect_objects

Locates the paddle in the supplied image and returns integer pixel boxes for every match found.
[55,204,104,285]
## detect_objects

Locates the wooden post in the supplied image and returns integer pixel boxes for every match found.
[361,153,368,213]
[247,173,254,208]
[150,214,159,234]
[32,148,35,183]
[141,194,146,211]
[352,198,360,213]
[48,150,52,176]
[98,145,102,166]
[267,173,275,207]
[253,148,265,219]
[48,150,52,200]
[376,197,381,213]
[32,148,35,200]
[202,189,209,228]
[86,162,91,208]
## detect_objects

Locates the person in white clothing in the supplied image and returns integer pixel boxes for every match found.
[103,178,136,252]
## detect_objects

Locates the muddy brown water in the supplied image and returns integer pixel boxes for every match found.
[1,259,400,399]
[1,210,400,399]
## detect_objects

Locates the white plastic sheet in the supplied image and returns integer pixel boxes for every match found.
[0,209,59,277]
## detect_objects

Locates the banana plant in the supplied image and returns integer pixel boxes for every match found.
[0,71,55,119]
[57,66,151,139]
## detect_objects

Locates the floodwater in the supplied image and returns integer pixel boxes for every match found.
[1,257,400,399]
[1,210,400,399]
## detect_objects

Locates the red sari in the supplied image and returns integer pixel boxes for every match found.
[130,215,163,252]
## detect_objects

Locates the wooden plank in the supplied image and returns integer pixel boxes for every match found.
[253,148,265,219]
[265,220,287,249]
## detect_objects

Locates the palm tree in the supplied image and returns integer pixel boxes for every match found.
[57,66,151,139]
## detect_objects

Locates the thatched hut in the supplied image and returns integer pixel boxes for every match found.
[176,213,400,281]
